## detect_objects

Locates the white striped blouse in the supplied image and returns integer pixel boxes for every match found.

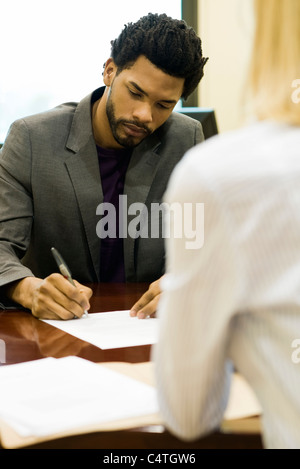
[153,120,300,449]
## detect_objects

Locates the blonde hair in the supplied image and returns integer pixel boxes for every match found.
[248,0,300,126]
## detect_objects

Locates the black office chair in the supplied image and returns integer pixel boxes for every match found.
[176,107,218,140]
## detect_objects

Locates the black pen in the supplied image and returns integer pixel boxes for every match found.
[51,247,88,317]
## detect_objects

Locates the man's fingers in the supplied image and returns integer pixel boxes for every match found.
[133,294,161,319]
[31,274,92,320]
[130,278,162,319]
[74,281,93,306]
[32,297,77,320]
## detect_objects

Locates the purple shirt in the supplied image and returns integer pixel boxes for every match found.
[97,145,132,282]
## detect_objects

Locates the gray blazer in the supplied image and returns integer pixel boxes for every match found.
[0,88,204,287]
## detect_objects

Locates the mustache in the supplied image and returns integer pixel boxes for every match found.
[118,119,152,135]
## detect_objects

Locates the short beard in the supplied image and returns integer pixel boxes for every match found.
[106,89,151,148]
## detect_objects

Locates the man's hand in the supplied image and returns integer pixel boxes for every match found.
[130,277,162,319]
[6,275,92,320]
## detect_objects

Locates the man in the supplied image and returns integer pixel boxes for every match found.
[0,13,207,320]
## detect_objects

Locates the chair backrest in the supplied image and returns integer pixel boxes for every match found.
[176,107,218,140]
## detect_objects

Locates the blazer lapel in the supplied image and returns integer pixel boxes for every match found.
[64,93,103,281]
[123,133,162,280]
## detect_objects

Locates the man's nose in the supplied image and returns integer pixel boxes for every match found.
[132,102,153,123]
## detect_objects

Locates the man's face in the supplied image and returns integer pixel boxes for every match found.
[104,56,184,148]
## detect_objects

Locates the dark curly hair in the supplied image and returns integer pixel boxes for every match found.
[110,13,208,100]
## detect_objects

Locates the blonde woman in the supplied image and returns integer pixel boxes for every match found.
[154,0,300,449]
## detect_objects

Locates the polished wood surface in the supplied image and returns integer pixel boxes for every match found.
[0,283,151,365]
[0,284,150,364]
[0,283,263,449]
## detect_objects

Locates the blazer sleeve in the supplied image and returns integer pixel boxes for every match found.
[195,120,205,145]
[0,119,35,289]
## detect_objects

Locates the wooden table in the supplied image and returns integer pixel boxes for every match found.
[0,283,263,449]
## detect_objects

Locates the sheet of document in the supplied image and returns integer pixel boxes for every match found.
[42,310,158,349]
[224,373,261,420]
[0,356,158,437]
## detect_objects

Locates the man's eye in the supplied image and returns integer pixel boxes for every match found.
[129,89,141,98]
[158,103,172,110]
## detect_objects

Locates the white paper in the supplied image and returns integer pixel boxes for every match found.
[0,356,158,437]
[224,373,261,420]
[42,310,158,349]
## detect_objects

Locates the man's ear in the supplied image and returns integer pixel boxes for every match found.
[103,58,117,86]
